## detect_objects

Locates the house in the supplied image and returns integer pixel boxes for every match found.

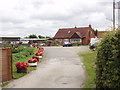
[53,25,95,45]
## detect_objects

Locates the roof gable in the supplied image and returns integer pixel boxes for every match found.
[70,32,82,38]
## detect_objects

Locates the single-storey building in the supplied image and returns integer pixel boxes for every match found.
[0,37,20,47]
[0,37,20,42]
[53,25,95,45]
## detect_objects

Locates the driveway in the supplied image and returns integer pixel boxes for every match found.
[5,46,89,88]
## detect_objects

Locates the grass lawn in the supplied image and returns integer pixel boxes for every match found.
[79,51,96,88]
[12,47,38,79]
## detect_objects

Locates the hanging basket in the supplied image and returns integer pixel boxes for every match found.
[28,62,37,67]
[17,68,27,73]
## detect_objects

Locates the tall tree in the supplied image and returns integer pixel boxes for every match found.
[93,29,98,36]
[38,35,45,38]
[28,34,37,38]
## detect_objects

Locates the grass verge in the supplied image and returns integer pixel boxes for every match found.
[0,81,9,87]
[79,51,96,88]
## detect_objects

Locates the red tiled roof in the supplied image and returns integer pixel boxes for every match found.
[54,27,92,39]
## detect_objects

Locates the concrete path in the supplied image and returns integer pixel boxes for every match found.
[4,46,89,88]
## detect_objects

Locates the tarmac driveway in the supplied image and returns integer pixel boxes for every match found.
[5,46,89,88]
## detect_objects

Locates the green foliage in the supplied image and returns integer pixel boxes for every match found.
[28,34,37,38]
[96,30,120,88]
[2,41,12,48]
[38,35,45,38]
[46,36,50,38]
[12,46,24,53]
[12,46,34,62]
[93,29,98,36]
[73,42,82,46]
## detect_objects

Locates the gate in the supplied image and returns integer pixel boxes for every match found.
[0,48,12,83]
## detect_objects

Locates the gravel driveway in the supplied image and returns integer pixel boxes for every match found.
[4,46,89,88]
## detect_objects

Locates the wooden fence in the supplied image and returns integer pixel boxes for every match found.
[0,48,12,83]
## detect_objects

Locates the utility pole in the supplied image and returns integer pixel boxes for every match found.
[113,0,115,30]
[118,1,120,29]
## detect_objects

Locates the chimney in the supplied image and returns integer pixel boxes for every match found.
[89,24,92,28]
[75,26,77,28]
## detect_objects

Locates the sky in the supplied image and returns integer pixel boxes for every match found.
[0,0,120,37]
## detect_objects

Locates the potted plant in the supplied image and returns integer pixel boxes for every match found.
[28,59,38,67]
[32,56,39,61]
[15,62,28,73]
[35,52,43,59]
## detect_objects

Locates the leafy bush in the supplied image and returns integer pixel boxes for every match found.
[96,30,120,88]
[12,46,24,53]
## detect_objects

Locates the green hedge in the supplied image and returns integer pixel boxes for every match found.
[96,30,120,88]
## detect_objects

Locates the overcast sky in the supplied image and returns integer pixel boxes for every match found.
[0,0,120,37]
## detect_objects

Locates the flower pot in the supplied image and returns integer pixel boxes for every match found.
[38,56,42,59]
[28,62,37,67]
[17,68,27,73]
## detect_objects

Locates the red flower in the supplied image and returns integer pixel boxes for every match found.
[22,62,28,67]
[32,56,38,58]
[15,62,28,69]
[28,59,38,63]
[33,59,38,63]
[28,59,33,63]
[38,50,43,52]
[35,53,39,56]
[32,56,39,61]
[35,52,43,56]
[39,53,43,56]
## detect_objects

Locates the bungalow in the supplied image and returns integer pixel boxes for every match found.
[53,25,95,45]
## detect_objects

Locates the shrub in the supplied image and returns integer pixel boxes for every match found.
[96,30,120,88]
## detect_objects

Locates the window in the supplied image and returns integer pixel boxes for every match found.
[71,39,82,43]
[56,39,62,42]
[64,39,69,42]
